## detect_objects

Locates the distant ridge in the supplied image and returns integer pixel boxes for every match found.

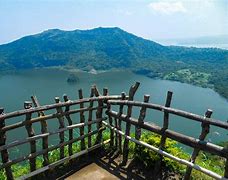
[0,27,227,98]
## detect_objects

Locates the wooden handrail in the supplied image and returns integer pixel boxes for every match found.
[0,118,106,152]
[0,83,227,180]
[107,100,228,129]
[102,121,226,180]
[0,127,106,169]
[0,106,107,133]
[107,110,228,158]
[0,95,124,121]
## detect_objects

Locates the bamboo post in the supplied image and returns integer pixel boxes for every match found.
[103,88,108,103]
[55,97,65,159]
[117,92,126,153]
[104,89,114,148]
[122,82,140,165]
[135,94,150,140]
[114,117,118,149]
[63,94,73,156]
[88,86,95,148]
[108,113,114,148]
[184,109,213,180]
[78,89,86,150]
[31,96,49,166]
[94,86,103,145]
[154,91,173,177]
[160,91,173,148]
[24,101,36,172]
[0,107,13,180]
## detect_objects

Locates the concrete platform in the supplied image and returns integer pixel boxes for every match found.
[66,163,118,180]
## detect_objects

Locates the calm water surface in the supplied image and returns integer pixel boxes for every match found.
[0,69,227,157]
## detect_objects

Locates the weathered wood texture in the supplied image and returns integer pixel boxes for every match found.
[55,97,65,159]
[122,82,140,165]
[0,83,227,180]
[63,94,73,156]
[17,139,110,180]
[118,92,126,152]
[94,86,103,145]
[0,95,124,121]
[107,100,228,129]
[0,118,105,152]
[159,91,173,149]
[103,89,114,148]
[88,86,95,148]
[0,106,108,133]
[24,101,36,172]
[0,120,105,170]
[78,89,86,151]
[0,90,124,180]
[107,110,228,158]
[154,91,172,176]
[135,94,150,141]
[102,121,225,180]
[31,96,49,166]
[0,108,13,180]
[184,109,213,180]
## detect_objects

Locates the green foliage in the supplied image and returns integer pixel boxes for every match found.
[191,151,226,180]
[164,69,212,88]
[131,132,226,179]
[134,132,188,173]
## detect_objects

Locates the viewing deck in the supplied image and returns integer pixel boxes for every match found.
[0,82,227,180]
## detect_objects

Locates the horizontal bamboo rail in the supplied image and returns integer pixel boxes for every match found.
[0,127,106,169]
[0,88,124,180]
[0,95,124,121]
[107,100,228,129]
[104,82,227,179]
[1,106,107,133]
[17,139,110,180]
[102,121,226,180]
[0,118,106,152]
[107,110,227,158]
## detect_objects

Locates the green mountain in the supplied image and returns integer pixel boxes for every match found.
[0,27,227,98]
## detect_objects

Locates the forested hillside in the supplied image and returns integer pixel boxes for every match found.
[0,27,227,98]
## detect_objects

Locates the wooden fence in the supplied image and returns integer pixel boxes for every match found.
[0,85,124,180]
[0,83,227,180]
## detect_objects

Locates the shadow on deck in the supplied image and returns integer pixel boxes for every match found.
[56,148,177,180]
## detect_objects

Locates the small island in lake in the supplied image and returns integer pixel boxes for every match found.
[67,73,79,83]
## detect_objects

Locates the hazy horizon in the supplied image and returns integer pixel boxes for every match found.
[0,0,227,45]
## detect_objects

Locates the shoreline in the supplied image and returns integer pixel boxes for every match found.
[0,67,227,101]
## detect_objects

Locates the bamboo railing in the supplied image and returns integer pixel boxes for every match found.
[0,83,228,180]
[0,85,123,180]
[103,82,228,180]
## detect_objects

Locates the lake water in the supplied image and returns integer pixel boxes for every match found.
[0,69,227,157]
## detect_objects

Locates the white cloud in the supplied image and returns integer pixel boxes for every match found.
[148,1,187,15]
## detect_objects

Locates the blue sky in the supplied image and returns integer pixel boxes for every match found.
[0,0,227,44]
